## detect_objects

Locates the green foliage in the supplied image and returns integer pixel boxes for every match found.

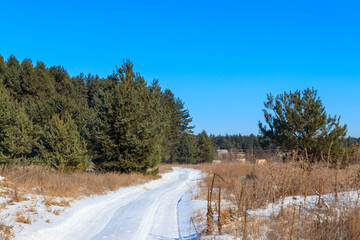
[34,61,55,98]
[0,55,5,84]
[259,88,347,163]
[40,113,89,172]
[175,133,198,164]
[93,61,166,173]
[159,89,195,163]
[197,130,214,162]
[85,74,101,108]
[20,58,37,97]
[0,54,195,173]
[49,65,75,97]
[0,85,36,164]
[210,134,266,156]
[4,55,22,99]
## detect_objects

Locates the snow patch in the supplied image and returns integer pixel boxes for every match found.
[11,167,203,240]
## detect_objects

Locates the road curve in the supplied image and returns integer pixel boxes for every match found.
[18,168,202,240]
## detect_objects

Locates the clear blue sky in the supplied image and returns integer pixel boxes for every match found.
[1,0,360,136]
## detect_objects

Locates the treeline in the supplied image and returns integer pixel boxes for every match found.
[0,55,214,173]
[211,134,360,159]
[210,134,266,155]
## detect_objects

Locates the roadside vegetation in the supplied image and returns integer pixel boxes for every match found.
[0,165,158,198]
[195,88,360,239]
[195,160,360,239]
[0,54,215,239]
[1,54,360,239]
[0,54,214,175]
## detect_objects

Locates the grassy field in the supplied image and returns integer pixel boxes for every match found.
[0,164,168,240]
[0,165,160,199]
[194,160,360,239]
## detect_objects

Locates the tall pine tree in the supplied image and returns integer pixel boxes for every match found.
[93,61,165,173]
[40,112,89,172]
[4,55,22,99]
[0,85,36,164]
[259,88,347,163]
[197,130,214,162]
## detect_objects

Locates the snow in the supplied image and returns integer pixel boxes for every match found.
[248,190,360,218]
[13,167,203,240]
[0,175,4,181]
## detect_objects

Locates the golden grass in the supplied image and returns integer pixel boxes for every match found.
[194,160,360,239]
[15,212,31,224]
[0,165,159,198]
[0,164,177,239]
[0,224,13,240]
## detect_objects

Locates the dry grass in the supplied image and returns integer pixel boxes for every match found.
[0,224,13,240]
[14,212,31,224]
[0,165,159,198]
[195,160,360,239]
[0,164,177,239]
[43,197,70,208]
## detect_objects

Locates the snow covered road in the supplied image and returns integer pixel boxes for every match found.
[16,167,202,240]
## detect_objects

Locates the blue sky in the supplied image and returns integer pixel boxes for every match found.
[1,0,360,136]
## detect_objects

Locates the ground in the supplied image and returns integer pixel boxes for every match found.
[1,167,204,240]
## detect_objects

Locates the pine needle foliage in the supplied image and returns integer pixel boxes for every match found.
[259,88,347,163]
[0,55,196,172]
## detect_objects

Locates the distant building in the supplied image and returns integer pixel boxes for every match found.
[216,148,246,162]
[216,149,229,160]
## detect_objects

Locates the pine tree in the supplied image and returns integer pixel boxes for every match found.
[93,61,165,173]
[4,55,22,99]
[34,61,55,97]
[197,130,215,162]
[49,65,75,97]
[40,113,89,172]
[259,88,347,163]
[20,58,37,97]
[160,89,180,163]
[0,85,36,164]
[0,55,5,84]
[175,132,198,164]
[85,74,101,109]
[159,89,195,163]
[26,61,56,126]
[176,98,194,133]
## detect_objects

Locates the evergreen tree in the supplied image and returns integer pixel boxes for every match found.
[40,113,89,172]
[259,88,347,163]
[4,55,22,99]
[93,61,165,173]
[85,74,101,109]
[197,130,214,162]
[0,55,5,84]
[49,65,75,97]
[0,54,198,171]
[0,85,36,164]
[26,61,56,126]
[175,132,198,164]
[176,99,194,133]
[20,58,37,97]
[159,89,195,163]
[34,61,55,98]
[160,89,181,163]
[72,73,88,105]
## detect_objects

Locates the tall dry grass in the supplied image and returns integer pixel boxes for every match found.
[0,164,158,198]
[194,160,360,239]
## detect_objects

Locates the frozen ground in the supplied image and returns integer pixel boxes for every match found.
[199,189,360,240]
[1,167,204,240]
[248,189,360,218]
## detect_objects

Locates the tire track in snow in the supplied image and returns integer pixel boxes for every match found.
[18,167,202,240]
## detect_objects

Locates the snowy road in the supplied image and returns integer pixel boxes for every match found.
[17,168,202,240]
